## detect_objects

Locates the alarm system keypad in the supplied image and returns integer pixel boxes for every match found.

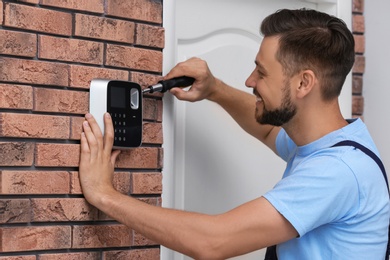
[112,113,128,143]
[106,81,142,148]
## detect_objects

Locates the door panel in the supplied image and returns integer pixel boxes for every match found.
[163,1,350,259]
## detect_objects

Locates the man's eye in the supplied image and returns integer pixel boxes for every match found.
[257,70,265,78]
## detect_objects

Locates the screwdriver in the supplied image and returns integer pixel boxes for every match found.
[142,76,195,94]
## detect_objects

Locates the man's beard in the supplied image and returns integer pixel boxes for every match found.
[255,85,297,127]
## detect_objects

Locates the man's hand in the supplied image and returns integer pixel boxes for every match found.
[79,113,121,207]
[165,57,223,102]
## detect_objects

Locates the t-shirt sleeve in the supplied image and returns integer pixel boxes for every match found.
[263,155,359,237]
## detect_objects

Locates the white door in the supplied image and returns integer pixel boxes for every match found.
[162,1,351,259]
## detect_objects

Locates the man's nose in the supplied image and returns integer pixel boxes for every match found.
[245,73,256,89]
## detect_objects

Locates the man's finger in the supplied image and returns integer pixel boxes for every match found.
[80,132,90,155]
[111,150,121,166]
[103,113,115,156]
[82,119,99,159]
[85,113,104,151]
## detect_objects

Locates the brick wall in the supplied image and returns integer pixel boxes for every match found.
[0,0,163,259]
[352,0,365,118]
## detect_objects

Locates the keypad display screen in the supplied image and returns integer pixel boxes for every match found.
[110,86,126,108]
[107,81,142,148]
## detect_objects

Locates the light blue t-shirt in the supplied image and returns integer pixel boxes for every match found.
[264,119,389,259]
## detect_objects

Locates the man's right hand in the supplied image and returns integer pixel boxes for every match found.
[164,57,223,102]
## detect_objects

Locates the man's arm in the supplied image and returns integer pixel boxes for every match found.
[79,113,297,259]
[165,58,280,153]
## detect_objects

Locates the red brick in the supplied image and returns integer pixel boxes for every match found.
[131,172,162,194]
[158,149,164,168]
[0,57,69,86]
[353,75,363,95]
[0,2,3,25]
[72,225,132,248]
[0,30,36,57]
[143,122,163,144]
[39,35,103,65]
[0,142,34,166]
[106,44,162,73]
[34,88,88,114]
[39,252,99,260]
[0,226,71,252]
[133,231,158,246]
[31,198,98,222]
[70,171,82,194]
[0,84,33,110]
[0,256,36,260]
[113,172,132,194]
[352,96,364,115]
[157,100,163,122]
[106,0,162,24]
[0,113,70,139]
[0,199,31,223]
[354,35,365,54]
[75,14,135,44]
[353,15,365,33]
[353,0,364,13]
[140,197,161,207]
[352,55,365,74]
[0,171,70,194]
[35,144,79,167]
[103,248,160,259]
[69,65,129,89]
[4,3,72,36]
[70,116,84,140]
[40,0,104,13]
[135,24,164,48]
[40,253,99,260]
[115,148,162,169]
[143,98,163,122]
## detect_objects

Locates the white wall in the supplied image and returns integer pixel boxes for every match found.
[364,0,390,174]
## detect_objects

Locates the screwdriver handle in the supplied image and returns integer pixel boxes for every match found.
[159,76,195,93]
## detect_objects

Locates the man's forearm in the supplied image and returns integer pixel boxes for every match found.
[95,190,226,259]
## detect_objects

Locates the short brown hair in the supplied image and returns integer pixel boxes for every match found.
[261,9,355,101]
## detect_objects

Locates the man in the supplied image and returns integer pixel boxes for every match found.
[79,9,389,259]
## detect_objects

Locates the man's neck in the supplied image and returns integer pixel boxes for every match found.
[283,103,348,146]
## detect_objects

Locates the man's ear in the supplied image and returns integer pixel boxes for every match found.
[296,70,317,99]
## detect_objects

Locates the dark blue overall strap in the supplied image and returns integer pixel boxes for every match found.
[332,140,389,260]
[331,140,388,188]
